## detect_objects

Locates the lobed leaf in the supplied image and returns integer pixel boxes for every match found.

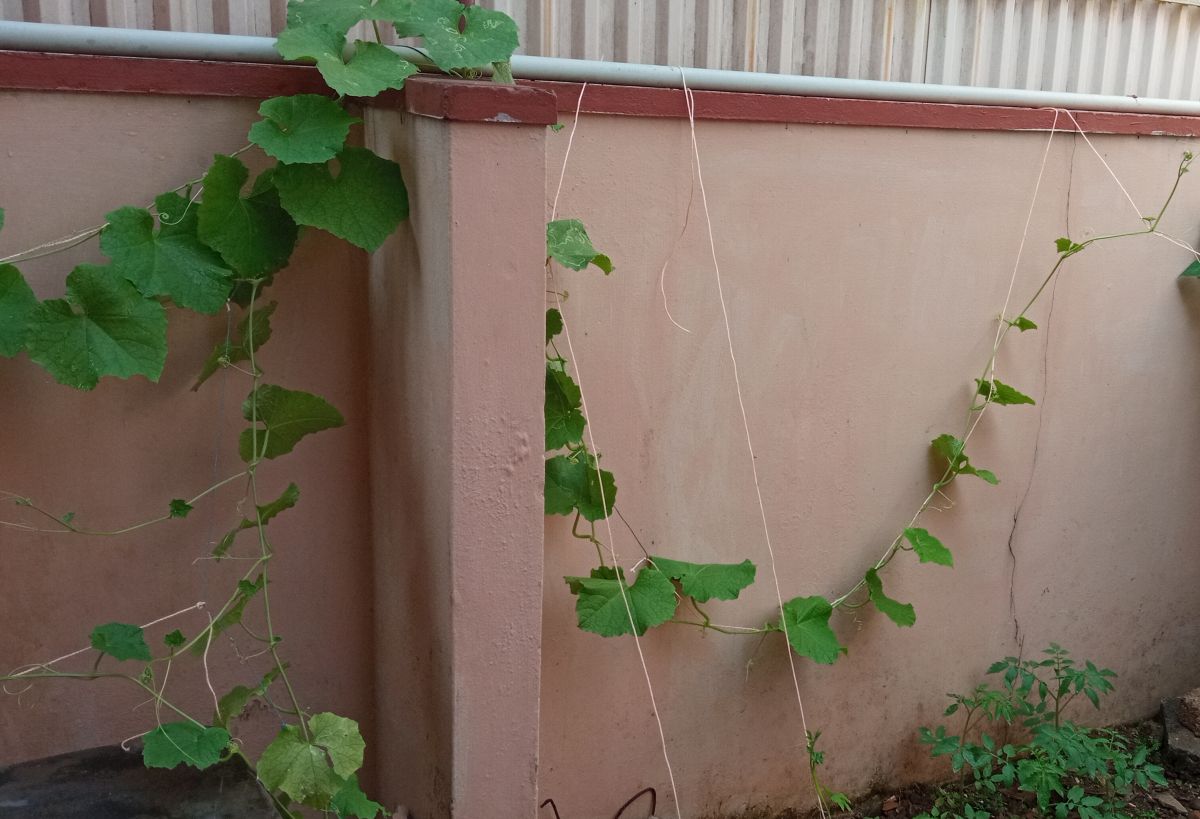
[169,499,193,519]
[547,219,613,273]
[276,25,417,98]
[25,265,167,390]
[257,725,343,808]
[249,94,360,165]
[650,556,756,602]
[274,147,409,251]
[780,595,843,664]
[332,774,388,819]
[101,193,234,314]
[865,568,916,627]
[931,433,999,485]
[406,0,520,70]
[544,452,616,521]
[89,622,152,662]
[143,722,230,770]
[976,377,1036,406]
[240,385,345,462]
[198,155,299,278]
[545,307,563,343]
[545,366,585,450]
[903,527,954,567]
[0,264,37,357]
[257,712,365,808]
[564,566,678,637]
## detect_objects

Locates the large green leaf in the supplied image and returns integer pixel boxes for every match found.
[650,556,756,602]
[25,265,167,390]
[308,712,366,777]
[213,482,300,559]
[198,155,298,277]
[193,301,277,390]
[274,147,408,251]
[331,775,387,819]
[865,568,915,627]
[780,595,843,665]
[546,219,613,273]
[143,723,230,770]
[903,527,954,567]
[0,263,36,357]
[240,385,345,462]
[249,95,360,165]
[100,193,234,314]
[276,25,418,98]
[544,452,616,521]
[257,725,343,808]
[545,366,585,450]
[405,0,520,70]
[258,713,365,808]
[564,566,678,637]
[89,622,152,661]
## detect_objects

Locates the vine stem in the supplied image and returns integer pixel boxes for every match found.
[0,470,249,535]
[666,619,776,636]
[0,143,253,266]
[0,671,202,727]
[829,151,1193,610]
[244,281,311,743]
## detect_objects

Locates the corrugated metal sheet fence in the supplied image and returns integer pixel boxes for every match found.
[5,0,1200,100]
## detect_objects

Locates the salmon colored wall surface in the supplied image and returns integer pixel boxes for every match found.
[539,115,1200,817]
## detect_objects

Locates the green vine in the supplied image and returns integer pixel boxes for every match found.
[0,1,521,816]
[544,148,1196,785]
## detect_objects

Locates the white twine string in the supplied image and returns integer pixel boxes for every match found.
[8,601,206,677]
[677,68,829,819]
[549,83,684,819]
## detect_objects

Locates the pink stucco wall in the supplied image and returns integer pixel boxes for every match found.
[3,71,1200,819]
[539,115,1200,817]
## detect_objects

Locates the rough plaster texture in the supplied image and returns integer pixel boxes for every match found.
[366,109,547,817]
[0,92,376,776]
[539,116,1200,817]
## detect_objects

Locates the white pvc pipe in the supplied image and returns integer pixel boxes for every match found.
[4,20,1200,117]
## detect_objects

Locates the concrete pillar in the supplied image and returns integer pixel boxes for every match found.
[364,77,556,818]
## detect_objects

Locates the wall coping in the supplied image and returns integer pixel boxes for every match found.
[2,49,1199,137]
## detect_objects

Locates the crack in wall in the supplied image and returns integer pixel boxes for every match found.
[1006,132,1077,659]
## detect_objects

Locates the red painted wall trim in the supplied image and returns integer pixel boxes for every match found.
[0,50,330,98]
[384,75,557,125]
[1,49,1198,137]
[532,80,1200,138]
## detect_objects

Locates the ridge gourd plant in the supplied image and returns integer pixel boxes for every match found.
[544,151,1196,805]
[547,154,1195,658]
[0,1,520,816]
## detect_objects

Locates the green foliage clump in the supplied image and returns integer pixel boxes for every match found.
[918,645,1165,819]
